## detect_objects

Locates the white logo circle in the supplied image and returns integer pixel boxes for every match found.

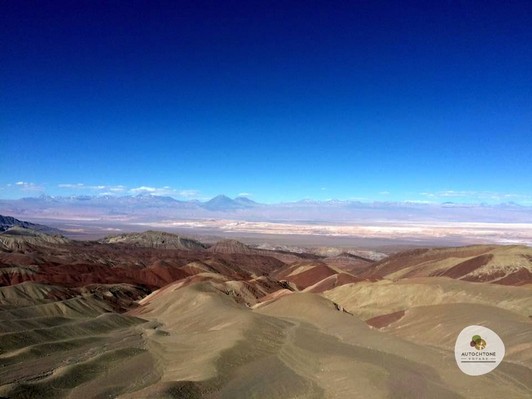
[454,325,505,376]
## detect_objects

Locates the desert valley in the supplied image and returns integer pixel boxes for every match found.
[0,215,530,398]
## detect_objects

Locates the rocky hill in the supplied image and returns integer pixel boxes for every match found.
[100,230,207,251]
[364,244,532,285]
[0,215,63,235]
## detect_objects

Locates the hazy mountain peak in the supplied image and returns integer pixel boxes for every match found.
[212,194,232,200]
[234,196,257,203]
[203,194,257,211]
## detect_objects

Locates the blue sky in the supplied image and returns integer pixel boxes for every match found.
[2,1,531,204]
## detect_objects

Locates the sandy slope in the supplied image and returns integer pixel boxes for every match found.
[323,277,532,319]
[2,278,531,398]
[322,277,532,397]
[367,245,532,284]
[0,282,158,399]
[123,282,531,398]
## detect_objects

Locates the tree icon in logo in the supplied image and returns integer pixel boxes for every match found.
[470,335,487,350]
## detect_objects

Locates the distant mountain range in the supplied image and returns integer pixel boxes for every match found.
[0,194,531,223]
[9,193,259,209]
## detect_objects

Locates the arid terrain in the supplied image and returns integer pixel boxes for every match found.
[3,194,532,246]
[0,217,531,398]
[5,0,532,397]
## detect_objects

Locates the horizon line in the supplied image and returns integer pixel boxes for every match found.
[1,192,531,208]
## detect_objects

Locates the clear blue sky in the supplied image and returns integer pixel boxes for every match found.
[2,1,531,204]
